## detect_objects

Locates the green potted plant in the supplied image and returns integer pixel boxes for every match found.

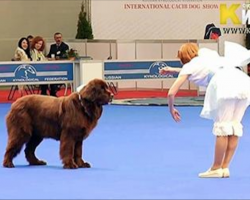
[76,1,94,39]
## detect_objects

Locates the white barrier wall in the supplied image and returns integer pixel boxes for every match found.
[79,60,104,86]
[75,40,218,94]
[116,41,136,60]
[136,41,162,59]
[54,39,218,60]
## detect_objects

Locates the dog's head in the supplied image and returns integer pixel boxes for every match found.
[79,79,113,105]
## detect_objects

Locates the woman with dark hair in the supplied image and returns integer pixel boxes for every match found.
[13,37,32,96]
[14,37,32,61]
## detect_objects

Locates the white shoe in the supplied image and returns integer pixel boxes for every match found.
[222,168,230,178]
[198,168,223,178]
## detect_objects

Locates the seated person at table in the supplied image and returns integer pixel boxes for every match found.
[47,32,69,60]
[31,36,55,96]
[14,37,32,61]
[31,36,47,62]
[14,37,32,96]
[47,32,69,96]
[27,35,34,46]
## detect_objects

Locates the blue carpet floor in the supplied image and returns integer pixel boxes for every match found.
[0,104,250,199]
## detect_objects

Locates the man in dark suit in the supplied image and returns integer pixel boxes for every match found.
[48,32,69,59]
[46,32,69,96]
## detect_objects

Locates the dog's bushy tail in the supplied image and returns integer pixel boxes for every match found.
[6,100,32,136]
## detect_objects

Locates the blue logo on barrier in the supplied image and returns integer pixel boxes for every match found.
[149,62,168,75]
[14,64,37,79]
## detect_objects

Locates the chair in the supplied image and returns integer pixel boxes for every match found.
[8,85,35,100]
[57,83,73,96]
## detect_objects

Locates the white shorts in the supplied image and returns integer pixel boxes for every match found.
[213,99,249,137]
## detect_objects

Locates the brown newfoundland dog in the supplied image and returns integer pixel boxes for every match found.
[3,79,113,169]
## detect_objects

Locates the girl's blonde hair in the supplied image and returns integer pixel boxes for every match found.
[177,43,198,64]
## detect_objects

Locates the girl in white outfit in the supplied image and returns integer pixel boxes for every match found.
[160,41,250,178]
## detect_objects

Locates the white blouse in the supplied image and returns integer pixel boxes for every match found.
[31,49,47,61]
[179,48,223,87]
[14,47,30,61]
[179,42,250,87]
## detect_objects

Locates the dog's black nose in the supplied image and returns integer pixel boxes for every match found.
[109,94,114,102]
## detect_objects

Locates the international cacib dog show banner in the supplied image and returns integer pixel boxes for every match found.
[0,62,74,85]
[104,60,182,80]
[91,0,245,40]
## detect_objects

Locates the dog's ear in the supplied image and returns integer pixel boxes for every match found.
[79,79,111,106]
[83,103,92,118]
[81,98,95,118]
[80,84,97,101]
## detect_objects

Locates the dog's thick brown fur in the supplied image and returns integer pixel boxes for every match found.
[3,79,112,169]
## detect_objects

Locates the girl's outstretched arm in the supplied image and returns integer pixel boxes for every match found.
[159,66,182,74]
[168,75,189,122]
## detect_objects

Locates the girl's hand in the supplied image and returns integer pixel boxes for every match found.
[159,66,175,74]
[170,107,181,122]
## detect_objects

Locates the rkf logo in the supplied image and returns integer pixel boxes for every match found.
[220,3,250,25]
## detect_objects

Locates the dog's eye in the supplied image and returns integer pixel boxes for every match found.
[101,85,106,90]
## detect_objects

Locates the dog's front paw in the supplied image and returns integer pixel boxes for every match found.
[63,162,78,169]
[83,162,91,168]
[3,161,15,168]
[76,159,91,168]
[29,160,47,166]
[37,160,47,165]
